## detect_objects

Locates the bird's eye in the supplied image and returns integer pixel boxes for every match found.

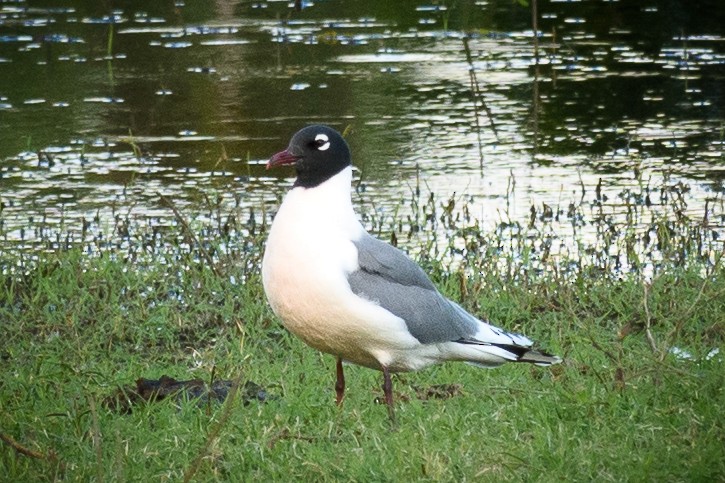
[313,133,330,151]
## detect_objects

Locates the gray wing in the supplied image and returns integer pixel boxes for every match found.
[348,234,479,344]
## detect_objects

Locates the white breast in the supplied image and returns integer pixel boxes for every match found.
[261,167,421,369]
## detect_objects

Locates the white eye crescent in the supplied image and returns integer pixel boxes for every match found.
[314,133,330,151]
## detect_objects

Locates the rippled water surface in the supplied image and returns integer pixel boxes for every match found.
[1,0,724,256]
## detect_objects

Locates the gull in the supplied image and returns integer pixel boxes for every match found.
[262,125,560,419]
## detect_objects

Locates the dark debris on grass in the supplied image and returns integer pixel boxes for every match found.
[103,375,271,414]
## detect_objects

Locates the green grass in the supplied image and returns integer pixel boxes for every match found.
[1,181,724,481]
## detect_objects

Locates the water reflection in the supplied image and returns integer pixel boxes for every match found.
[0,0,723,261]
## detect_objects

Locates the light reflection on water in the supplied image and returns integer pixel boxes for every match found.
[0,0,723,265]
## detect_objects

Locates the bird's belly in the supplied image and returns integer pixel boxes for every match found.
[263,251,423,369]
[285,312,438,372]
[267,274,397,366]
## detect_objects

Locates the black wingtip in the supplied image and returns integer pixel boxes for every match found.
[457,338,562,366]
[516,348,562,366]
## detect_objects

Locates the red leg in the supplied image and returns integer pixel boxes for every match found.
[335,357,345,406]
[382,366,395,422]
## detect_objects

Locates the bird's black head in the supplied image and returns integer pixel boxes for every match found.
[267,125,351,188]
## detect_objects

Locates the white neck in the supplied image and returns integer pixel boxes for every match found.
[283,166,359,234]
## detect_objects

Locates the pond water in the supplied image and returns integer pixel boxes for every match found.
[1,0,724,260]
